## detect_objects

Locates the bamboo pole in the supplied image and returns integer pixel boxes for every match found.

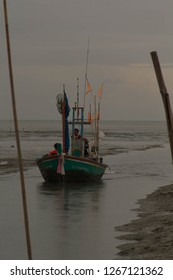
[83,38,90,108]
[96,102,100,157]
[62,85,66,153]
[150,51,173,163]
[77,78,79,120]
[3,0,32,259]
[94,95,99,160]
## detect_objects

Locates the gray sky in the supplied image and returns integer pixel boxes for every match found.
[1,0,173,121]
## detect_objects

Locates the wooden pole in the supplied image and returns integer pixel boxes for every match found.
[150,51,173,162]
[3,0,32,259]
[62,85,66,153]
[97,102,100,155]
[94,95,98,160]
[77,78,79,120]
[83,38,90,108]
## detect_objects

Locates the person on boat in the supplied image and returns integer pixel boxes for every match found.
[72,128,89,157]
[49,143,59,156]
[73,128,81,139]
[72,128,89,143]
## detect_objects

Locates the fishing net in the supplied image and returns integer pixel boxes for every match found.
[56,94,64,114]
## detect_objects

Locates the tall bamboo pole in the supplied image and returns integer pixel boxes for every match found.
[150,51,173,163]
[77,78,79,120]
[3,0,32,259]
[62,85,66,153]
[94,95,99,160]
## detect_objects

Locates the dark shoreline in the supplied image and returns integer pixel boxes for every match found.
[115,184,173,259]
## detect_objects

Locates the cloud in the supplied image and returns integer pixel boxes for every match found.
[1,0,173,120]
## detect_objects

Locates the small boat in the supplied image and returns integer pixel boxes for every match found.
[37,154,107,182]
[37,84,108,182]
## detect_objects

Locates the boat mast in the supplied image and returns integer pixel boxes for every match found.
[62,84,66,153]
[94,95,98,159]
[77,77,79,120]
[83,38,90,108]
[96,102,100,156]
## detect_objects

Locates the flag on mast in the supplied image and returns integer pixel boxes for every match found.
[86,78,92,95]
[97,83,104,98]
[88,111,91,123]
[97,105,100,120]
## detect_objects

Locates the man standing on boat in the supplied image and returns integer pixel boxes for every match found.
[73,128,81,139]
[72,128,89,157]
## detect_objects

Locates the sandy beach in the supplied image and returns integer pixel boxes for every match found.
[116,183,173,259]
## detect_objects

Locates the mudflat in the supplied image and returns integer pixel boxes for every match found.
[116,184,173,259]
[0,158,35,175]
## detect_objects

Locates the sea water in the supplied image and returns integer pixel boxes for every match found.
[0,120,173,259]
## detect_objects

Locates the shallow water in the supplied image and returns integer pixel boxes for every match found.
[0,120,168,161]
[0,120,173,259]
[1,147,173,259]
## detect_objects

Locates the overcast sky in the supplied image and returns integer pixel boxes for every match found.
[1,0,173,121]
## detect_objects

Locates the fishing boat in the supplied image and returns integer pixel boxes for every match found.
[37,83,108,182]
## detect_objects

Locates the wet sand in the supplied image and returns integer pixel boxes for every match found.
[115,184,173,259]
[0,158,36,175]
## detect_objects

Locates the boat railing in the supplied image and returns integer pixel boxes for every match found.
[71,138,84,157]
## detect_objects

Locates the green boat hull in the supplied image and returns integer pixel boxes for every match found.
[37,155,107,182]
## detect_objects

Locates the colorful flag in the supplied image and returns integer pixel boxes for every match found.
[91,113,95,123]
[88,111,91,123]
[97,83,104,98]
[86,79,92,95]
[64,92,70,153]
